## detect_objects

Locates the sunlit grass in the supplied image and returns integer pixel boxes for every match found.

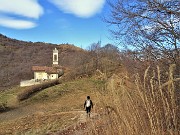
[88,64,180,135]
[0,65,179,134]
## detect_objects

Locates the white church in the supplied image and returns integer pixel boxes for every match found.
[20,48,63,87]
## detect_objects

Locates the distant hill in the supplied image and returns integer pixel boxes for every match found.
[0,34,88,91]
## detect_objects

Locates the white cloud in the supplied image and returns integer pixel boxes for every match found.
[0,0,43,19]
[49,0,105,18]
[0,15,37,29]
[0,0,43,29]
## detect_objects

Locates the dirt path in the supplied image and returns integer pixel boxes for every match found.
[0,107,101,135]
[0,106,37,122]
[50,111,101,135]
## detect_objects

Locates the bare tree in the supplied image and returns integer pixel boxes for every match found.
[88,42,101,70]
[105,0,180,64]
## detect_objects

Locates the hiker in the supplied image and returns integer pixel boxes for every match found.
[84,96,93,117]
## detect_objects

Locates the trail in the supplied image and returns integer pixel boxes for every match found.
[0,108,100,135]
[49,111,99,135]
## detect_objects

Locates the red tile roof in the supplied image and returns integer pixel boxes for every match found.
[32,66,58,74]
[32,66,46,71]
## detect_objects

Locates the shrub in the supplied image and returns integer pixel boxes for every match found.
[17,79,61,101]
[0,101,7,112]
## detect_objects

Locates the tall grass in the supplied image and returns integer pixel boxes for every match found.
[91,65,179,135]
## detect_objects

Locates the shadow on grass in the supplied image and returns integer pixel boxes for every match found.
[0,106,17,113]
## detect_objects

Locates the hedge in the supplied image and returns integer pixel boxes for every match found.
[17,79,61,101]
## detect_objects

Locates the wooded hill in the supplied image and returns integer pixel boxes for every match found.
[1,33,179,92]
[0,34,121,91]
[0,34,88,91]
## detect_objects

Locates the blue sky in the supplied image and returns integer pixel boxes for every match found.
[0,0,113,49]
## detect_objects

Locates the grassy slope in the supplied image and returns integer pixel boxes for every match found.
[0,66,179,135]
[0,77,105,134]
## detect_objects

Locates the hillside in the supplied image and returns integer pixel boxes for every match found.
[0,66,179,135]
[0,34,87,91]
[0,34,122,91]
[0,34,179,135]
[0,76,108,134]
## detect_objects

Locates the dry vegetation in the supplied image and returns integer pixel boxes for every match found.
[0,33,179,134]
[0,64,179,135]
[0,77,104,134]
[89,65,180,135]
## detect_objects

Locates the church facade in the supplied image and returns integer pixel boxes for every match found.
[32,66,59,81]
[32,48,62,81]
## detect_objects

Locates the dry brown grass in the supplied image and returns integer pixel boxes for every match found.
[0,65,179,135]
[89,64,180,135]
[0,77,104,134]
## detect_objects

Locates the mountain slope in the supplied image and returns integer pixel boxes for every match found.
[0,34,87,91]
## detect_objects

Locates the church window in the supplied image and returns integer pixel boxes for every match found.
[54,54,57,61]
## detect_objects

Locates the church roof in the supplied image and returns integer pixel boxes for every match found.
[32,66,58,74]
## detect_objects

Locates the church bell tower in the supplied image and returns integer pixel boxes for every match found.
[53,48,58,65]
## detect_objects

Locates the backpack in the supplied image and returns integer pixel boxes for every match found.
[86,100,91,107]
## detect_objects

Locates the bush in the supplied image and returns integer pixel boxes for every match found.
[17,79,61,101]
[0,101,7,112]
